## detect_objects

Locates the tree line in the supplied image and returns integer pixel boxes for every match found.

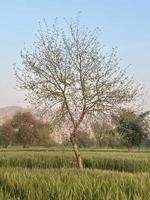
[0,109,149,149]
[0,112,55,148]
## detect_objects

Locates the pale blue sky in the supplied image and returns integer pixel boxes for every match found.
[0,0,150,109]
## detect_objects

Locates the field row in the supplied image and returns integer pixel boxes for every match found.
[0,147,150,152]
[0,151,149,172]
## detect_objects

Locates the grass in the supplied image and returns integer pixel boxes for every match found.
[0,151,149,172]
[0,146,150,152]
[0,148,149,199]
[0,168,149,200]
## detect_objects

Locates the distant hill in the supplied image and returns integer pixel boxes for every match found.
[0,106,29,124]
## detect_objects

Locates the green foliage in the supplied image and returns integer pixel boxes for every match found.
[0,121,14,148]
[12,112,38,147]
[0,112,53,147]
[112,109,150,148]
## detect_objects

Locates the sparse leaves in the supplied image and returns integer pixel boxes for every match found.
[15,19,140,135]
[15,18,141,168]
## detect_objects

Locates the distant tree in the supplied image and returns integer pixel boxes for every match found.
[12,112,38,147]
[112,109,150,149]
[15,18,140,168]
[0,112,53,148]
[91,121,104,147]
[91,121,119,148]
[104,127,120,148]
[76,130,95,148]
[36,122,53,146]
[0,120,14,148]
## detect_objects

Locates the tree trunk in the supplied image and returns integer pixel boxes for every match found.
[70,136,84,169]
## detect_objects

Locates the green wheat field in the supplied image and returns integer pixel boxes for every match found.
[0,148,149,199]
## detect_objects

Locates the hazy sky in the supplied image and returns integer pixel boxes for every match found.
[0,0,150,109]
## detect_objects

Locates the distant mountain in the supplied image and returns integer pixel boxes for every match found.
[0,106,29,124]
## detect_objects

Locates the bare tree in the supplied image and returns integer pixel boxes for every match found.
[15,19,140,169]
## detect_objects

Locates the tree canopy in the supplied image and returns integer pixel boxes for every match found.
[112,109,150,148]
[15,19,140,168]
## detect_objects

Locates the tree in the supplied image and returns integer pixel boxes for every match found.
[91,121,120,148]
[36,122,54,146]
[12,112,38,147]
[91,121,104,147]
[15,19,139,168]
[91,121,114,147]
[0,120,14,148]
[76,130,94,148]
[112,109,150,149]
[0,112,53,148]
